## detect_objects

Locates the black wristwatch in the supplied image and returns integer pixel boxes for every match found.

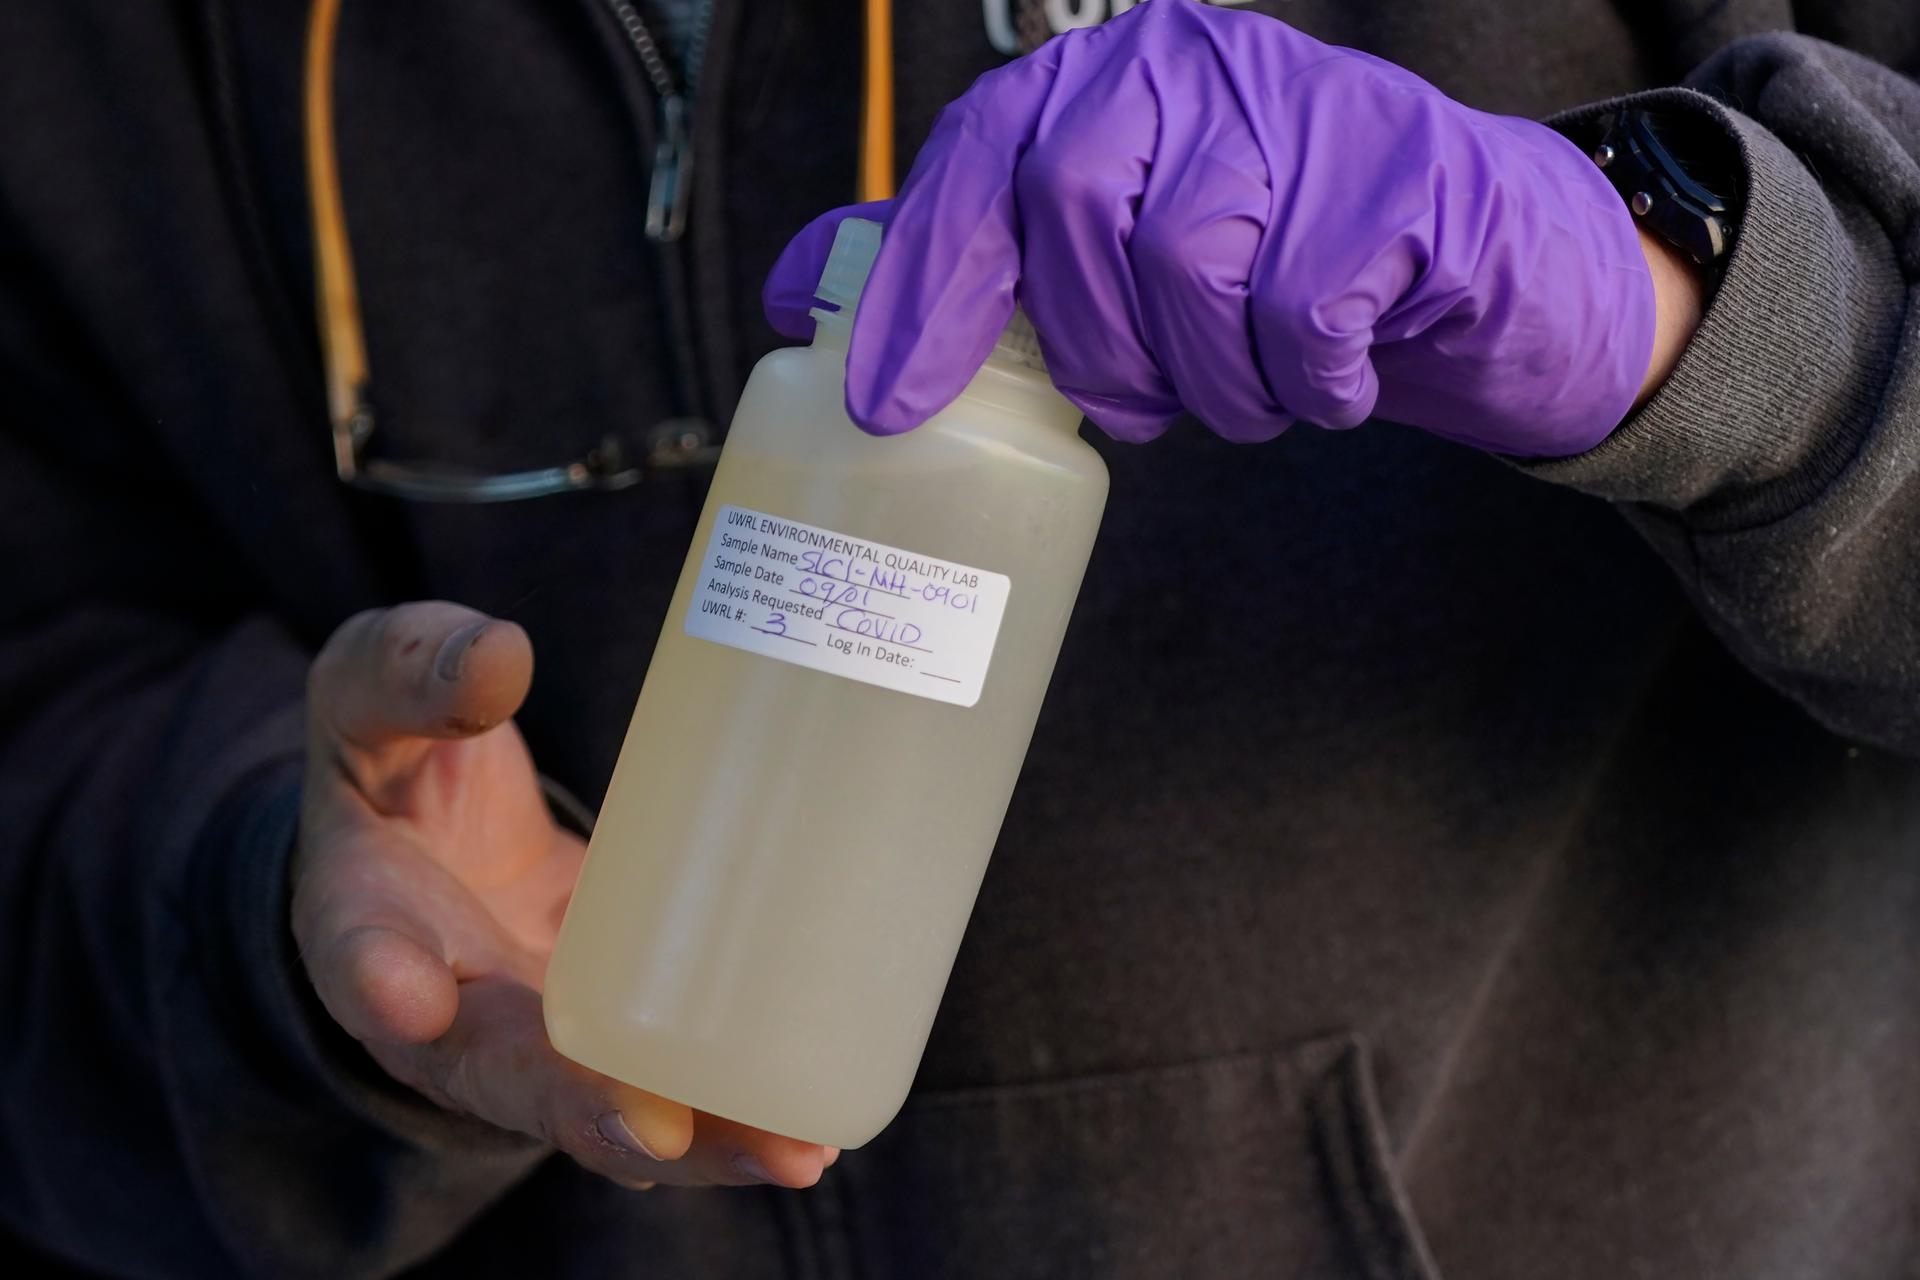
[1587,108,1742,279]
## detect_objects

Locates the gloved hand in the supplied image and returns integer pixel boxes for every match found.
[764,0,1657,456]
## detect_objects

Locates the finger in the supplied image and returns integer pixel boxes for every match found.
[386,978,698,1183]
[762,200,894,339]
[291,816,510,1048]
[1129,71,1293,443]
[685,1112,838,1189]
[309,602,533,759]
[1247,251,1388,433]
[388,980,835,1190]
[1009,50,1182,443]
[602,1116,832,1191]
[1242,74,1436,431]
[306,919,459,1046]
[844,40,1074,434]
[292,827,533,1044]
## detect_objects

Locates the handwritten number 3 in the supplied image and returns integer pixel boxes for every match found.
[765,611,787,636]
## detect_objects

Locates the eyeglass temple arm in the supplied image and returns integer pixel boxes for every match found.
[304,0,372,468]
[307,0,897,411]
[303,0,868,504]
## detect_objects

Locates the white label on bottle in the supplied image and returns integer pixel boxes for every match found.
[683,505,1010,708]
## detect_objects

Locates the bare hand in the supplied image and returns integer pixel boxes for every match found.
[292,602,836,1189]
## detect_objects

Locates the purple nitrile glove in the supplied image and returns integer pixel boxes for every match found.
[763,0,1656,457]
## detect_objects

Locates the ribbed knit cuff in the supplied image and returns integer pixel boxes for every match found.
[179,711,546,1275]
[197,744,312,1071]
[1524,87,1897,528]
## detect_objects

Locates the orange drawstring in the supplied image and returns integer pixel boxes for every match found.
[859,0,895,201]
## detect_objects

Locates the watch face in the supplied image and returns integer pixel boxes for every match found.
[1593,108,1739,269]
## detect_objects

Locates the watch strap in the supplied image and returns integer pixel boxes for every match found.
[1589,108,1740,272]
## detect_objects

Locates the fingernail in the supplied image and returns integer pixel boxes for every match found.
[592,1110,664,1161]
[435,621,490,681]
[731,1152,776,1185]
[823,1147,841,1167]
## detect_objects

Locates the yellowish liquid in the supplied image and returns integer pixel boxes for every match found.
[544,326,1108,1147]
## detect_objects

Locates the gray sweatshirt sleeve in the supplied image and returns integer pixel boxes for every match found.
[1531,35,1920,753]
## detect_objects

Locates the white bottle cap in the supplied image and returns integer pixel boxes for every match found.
[814,217,883,314]
[993,308,1045,372]
[815,218,1046,373]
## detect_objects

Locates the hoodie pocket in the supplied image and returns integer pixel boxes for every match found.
[824,1034,1441,1280]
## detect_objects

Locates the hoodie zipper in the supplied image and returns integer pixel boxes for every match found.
[587,0,723,450]
[595,0,714,243]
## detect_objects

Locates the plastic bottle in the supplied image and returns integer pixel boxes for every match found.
[544,219,1109,1148]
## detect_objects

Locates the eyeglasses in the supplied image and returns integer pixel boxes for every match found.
[301,0,716,502]
[301,0,899,501]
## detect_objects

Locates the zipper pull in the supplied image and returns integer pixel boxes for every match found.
[646,94,693,242]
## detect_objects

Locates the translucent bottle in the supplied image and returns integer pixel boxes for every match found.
[544,219,1109,1148]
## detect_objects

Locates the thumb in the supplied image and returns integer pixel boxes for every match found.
[843,46,1064,436]
[309,602,534,763]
